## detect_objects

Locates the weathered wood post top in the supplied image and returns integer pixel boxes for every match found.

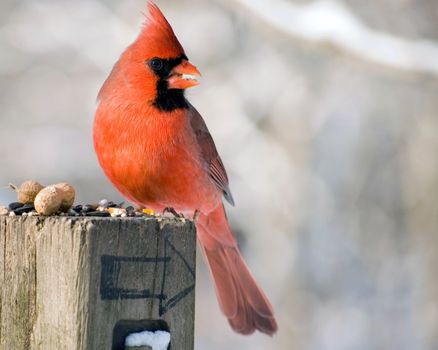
[0,215,196,350]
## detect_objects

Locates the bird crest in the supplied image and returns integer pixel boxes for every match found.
[135,1,185,59]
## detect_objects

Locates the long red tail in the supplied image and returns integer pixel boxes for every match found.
[196,204,278,335]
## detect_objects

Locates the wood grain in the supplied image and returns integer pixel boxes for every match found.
[0,216,196,350]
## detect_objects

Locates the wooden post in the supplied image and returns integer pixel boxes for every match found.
[0,216,196,350]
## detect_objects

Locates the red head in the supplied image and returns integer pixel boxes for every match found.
[98,1,200,111]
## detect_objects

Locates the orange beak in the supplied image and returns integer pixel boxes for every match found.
[167,60,201,89]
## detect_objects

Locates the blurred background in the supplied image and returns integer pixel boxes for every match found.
[1,0,438,349]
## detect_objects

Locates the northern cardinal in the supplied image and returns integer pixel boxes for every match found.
[93,2,277,335]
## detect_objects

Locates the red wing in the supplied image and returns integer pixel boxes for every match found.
[188,104,234,205]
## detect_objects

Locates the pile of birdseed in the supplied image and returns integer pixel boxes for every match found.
[0,199,156,218]
[0,180,158,218]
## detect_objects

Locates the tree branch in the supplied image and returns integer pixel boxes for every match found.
[234,0,438,77]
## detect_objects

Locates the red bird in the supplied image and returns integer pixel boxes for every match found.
[93,2,277,335]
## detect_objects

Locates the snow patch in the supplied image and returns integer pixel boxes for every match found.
[125,330,170,350]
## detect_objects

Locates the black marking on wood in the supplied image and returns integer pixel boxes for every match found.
[158,236,196,316]
[100,235,195,316]
[100,255,170,300]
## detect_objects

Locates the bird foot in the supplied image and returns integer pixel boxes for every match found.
[192,210,200,223]
[163,207,184,218]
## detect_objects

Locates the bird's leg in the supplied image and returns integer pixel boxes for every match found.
[192,210,200,223]
[163,207,184,218]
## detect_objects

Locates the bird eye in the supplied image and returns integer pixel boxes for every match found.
[149,58,163,71]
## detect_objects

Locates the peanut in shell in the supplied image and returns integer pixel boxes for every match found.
[53,182,75,211]
[17,180,44,204]
[34,186,63,215]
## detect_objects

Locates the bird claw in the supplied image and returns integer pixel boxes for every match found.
[192,210,200,223]
[163,207,184,218]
